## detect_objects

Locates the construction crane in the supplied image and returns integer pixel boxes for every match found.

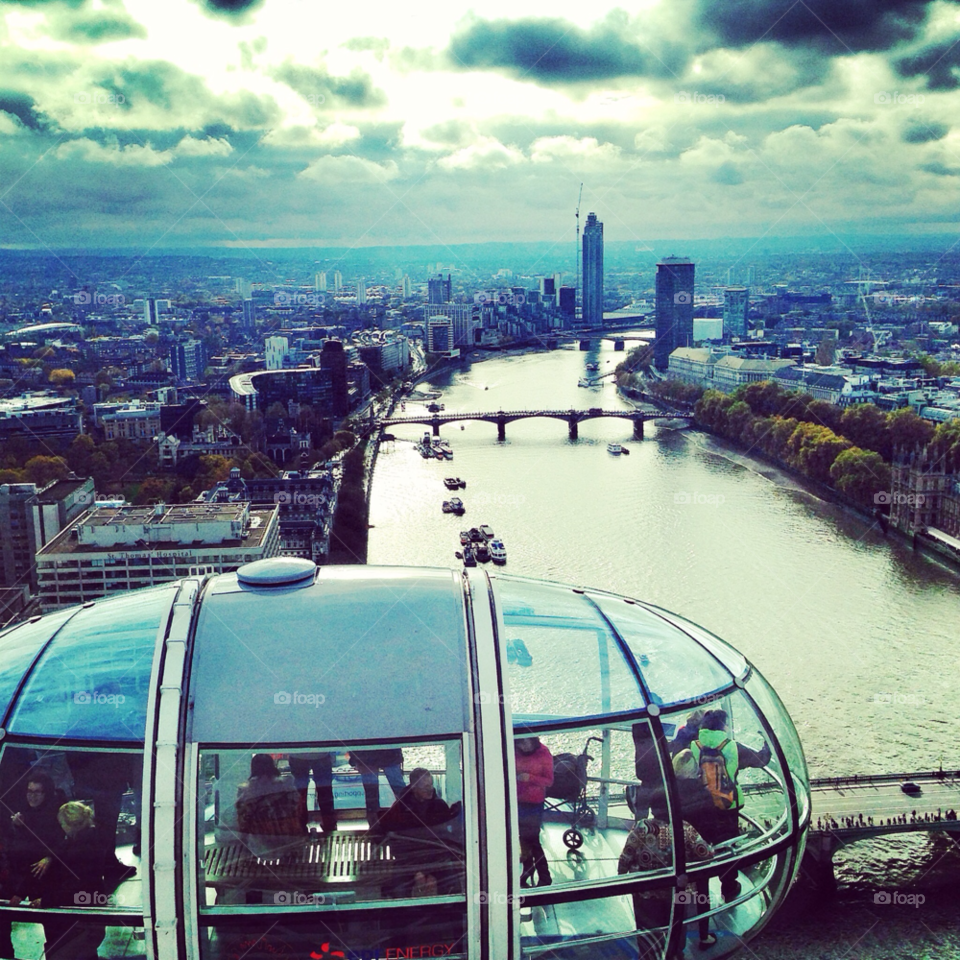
[575,182,583,320]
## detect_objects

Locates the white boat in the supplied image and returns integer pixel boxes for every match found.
[607,443,623,455]
[489,539,507,564]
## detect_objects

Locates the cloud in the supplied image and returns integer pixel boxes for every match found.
[174,134,233,156]
[437,136,523,170]
[901,119,949,142]
[448,12,688,84]
[298,154,399,183]
[55,137,172,166]
[53,12,148,44]
[896,35,960,89]
[271,60,387,109]
[696,0,936,54]
[192,0,263,22]
[0,91,47,131]
[342,36,390,61]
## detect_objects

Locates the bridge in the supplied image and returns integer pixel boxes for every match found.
[379,407,693,441]
[547,331,653,351]
[801,771,960,892]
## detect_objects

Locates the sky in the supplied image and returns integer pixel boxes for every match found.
[2,0,960,252]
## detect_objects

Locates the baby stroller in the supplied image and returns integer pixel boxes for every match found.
[544,736,603,849]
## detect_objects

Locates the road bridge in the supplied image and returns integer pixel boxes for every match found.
[380,407,692,441]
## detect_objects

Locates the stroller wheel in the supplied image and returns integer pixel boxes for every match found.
[563,828,584,849]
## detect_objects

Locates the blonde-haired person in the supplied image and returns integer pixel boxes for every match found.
[41,802,106,960]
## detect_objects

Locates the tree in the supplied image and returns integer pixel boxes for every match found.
[815,338,836,366]
[805,399,842,434]
[887,407,935,454]
[134,478,173,505]
[24,455,69,487]
[67,434,96,475]
[830,448,891,509]
[839,404,891,460]
[48,368,76,386]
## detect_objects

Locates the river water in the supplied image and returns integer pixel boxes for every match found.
[367,340,960,949]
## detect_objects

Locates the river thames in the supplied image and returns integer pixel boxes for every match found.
[367,340,960,955]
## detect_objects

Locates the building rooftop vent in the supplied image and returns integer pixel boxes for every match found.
[236,556,316,587]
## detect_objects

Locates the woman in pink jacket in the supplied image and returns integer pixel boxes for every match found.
[515,736,554,886]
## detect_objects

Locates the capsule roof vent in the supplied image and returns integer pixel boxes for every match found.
[236,557,317,587]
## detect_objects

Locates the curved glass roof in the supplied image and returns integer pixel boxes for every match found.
[189,566,469,743]
[6,586,177,741]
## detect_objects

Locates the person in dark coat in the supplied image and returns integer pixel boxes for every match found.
[0,773,63,958]
[376,768,457,834]
[42,802,106,960]
[631,723,669,820]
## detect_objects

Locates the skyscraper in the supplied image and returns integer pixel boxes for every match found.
[144,298,159,325]
[401,275,412,298]
[357,279,367,305]
[314,272,327,292]
[241,298,256,334]
[333,271,343,295]
[654,258,695,371]
[582,213,603,327]
[723,287,750,339]
[428,274,452,304]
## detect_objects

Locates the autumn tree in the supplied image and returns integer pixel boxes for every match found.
[24,455,69,487]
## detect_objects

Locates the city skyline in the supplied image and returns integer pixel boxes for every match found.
[2,0,960,254]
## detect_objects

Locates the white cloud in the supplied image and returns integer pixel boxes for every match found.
[437,135,523,170]
[54,137,171,166]
[298,154,399,183]
[174,135,233,157]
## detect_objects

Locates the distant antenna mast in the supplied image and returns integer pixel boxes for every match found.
[575,182,583,319]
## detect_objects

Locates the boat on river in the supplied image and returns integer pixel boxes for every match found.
[462,543,477,566]
[489,539,507,564]
[442,498,465,515]
[445,477,466,490]
[475,542,491,563]
[607,442,623,455]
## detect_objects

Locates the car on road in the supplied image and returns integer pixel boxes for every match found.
[900,781,922,795]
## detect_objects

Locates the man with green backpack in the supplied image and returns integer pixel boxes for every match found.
[690,708,772,902]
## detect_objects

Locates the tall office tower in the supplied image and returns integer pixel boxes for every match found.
[265,336,289,371]
[582,212,603,328]
[402,275,412,298]
[539,277,556,298]
[723,287,750,339]
[170,339,209,381]
[654,258,695,371]
[144,298,159,325]
[333,271,343,294]
[314,272,327,292]
[558,286,576,319]
[242,298,256,333]
[357,279,367,305]
[428,274,452,304]
[236,279,253,299]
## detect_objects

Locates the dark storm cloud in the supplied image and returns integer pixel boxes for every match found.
[901,120,949,143]
[896,36,960,89]
[921,161,960,175]
[0,91,48,130]
[448,13,688,83]
[192,0,263,19]
[696,0,937,53]
[271,61,387,108]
